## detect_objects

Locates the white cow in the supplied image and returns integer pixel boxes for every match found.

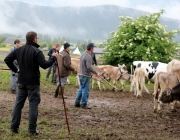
[131,61,167,82]
[130,68,149,98]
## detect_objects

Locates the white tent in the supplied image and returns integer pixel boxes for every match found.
[72,47,81,55]
[59,45,64,52]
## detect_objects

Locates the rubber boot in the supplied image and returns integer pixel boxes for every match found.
[58,87,68,99]
[54,85,59,98]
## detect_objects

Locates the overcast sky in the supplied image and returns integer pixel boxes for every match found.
[9,0,180,20]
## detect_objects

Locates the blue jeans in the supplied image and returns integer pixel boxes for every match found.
[75,75,90,107]
[10,84,40,133]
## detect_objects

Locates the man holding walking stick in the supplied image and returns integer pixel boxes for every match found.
[75,43,100,109]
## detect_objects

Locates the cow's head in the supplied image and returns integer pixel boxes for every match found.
[119,73,132,82]
[160,88,172,103]
[101,69,110,81]
[118,64,128,74]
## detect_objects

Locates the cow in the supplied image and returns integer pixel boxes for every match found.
[69,58,80,86]
[153,72,179,113]
[131,61,167,82]
[167,59,180,81]
[130,68,149,98]
[160,83,180,109]
[94,64,129,91]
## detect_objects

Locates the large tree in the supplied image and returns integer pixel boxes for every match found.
[102,10,180,69]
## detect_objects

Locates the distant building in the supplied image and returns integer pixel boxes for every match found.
[4,37,26,47]
[93,48,105,54]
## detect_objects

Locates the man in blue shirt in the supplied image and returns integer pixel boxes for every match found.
[10,39,21,94]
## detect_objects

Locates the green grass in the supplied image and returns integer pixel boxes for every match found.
[0,47,11,52]
[0,69,157,140]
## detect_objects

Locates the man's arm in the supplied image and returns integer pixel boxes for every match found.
[63,55,75,71]
[86,55,97,74]
[37,51,56,69]
[4,51,18,73]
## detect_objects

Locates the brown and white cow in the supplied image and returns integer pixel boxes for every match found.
[94,64,128,91]
[130,68,149,98]
[153,72,179,113]
[69,58,80,85]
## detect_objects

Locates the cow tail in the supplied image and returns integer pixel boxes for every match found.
[153,74,159,96]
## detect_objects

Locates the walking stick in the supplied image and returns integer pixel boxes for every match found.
[91,76,119,91]
[55,53,70,134]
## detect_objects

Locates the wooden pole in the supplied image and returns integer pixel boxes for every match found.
[55,53,70,134]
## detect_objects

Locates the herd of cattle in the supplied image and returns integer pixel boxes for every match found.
[70,58,180,113]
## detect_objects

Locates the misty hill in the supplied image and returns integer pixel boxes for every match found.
[1,1,180,41]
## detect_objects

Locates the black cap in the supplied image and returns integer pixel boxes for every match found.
[64,42,71,49]
[87,43,95,49]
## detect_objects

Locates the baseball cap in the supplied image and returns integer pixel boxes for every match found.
[87,43,95,49]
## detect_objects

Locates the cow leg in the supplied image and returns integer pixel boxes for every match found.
[130,78,134,93]
[97,81,102,91]
[119,80,125,91]
[143,85,150,94]
[76,75,80,87]
[92,79,95,89]
[157,89,164,113]
[154,92,159,113]
[113,80,118,92]
[67,78,70,84]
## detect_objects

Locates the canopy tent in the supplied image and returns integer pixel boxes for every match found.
[59,45,64,52]
[72,47,81,55]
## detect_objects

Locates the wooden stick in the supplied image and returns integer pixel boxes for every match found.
[91,76,119,91]
[55,53,70,134]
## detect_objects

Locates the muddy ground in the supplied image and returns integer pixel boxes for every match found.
[0,87,180,140]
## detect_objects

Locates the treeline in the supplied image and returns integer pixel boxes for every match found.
[0,33,104,50]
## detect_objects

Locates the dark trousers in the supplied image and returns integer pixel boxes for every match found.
[10,84,40,133]
[46,64,53,79]
[52,63,57,84]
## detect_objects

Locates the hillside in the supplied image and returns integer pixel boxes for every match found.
[1,1,180,41]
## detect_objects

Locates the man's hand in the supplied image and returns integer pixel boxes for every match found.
[52,52,59,58]
[17,69,20,73]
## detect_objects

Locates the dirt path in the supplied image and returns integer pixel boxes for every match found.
[0,88,180,140]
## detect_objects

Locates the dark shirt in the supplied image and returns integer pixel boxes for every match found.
[4,41,56,85]
[92,53,97,65]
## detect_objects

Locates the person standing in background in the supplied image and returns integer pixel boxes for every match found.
[10,39,21,94]
[54,42,75,99]
[91,52,97,65]
[75,43,100,109]
[46,44,61,84]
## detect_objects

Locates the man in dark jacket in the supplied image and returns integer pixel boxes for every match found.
[46,44,61,84]
[54,42,75,99]
[91,52,97,65]
[4,31,58,135]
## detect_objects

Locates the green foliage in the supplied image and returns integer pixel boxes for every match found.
[0,35,7,44]
[0,43,6,48]
[39,42,47,48]
[102,10,180,68]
